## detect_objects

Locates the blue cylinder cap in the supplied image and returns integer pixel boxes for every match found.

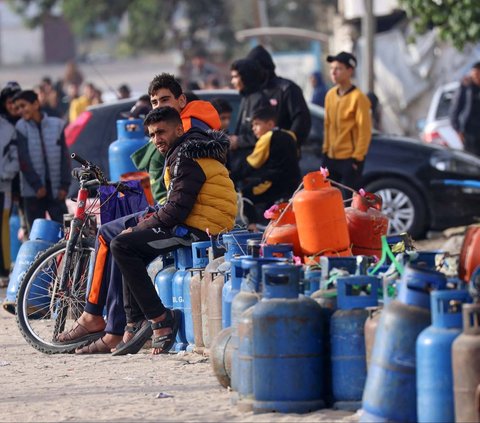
[262,243,293,259]
[191,241,210,268]
[397,265,447,309]
[431,290,471,328]
[174,247,193,270]
[262,263,300,299]
[336,276,380,310]
[241,257,286,292]
[223,232,263,260]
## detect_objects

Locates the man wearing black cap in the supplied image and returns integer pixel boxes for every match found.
[450,62,480,157]
[323,51,371,200]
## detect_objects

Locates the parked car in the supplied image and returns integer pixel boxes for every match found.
[66,90,480,239]
[421,81,463,149]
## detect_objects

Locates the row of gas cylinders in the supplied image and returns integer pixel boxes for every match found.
[169,235,479,419]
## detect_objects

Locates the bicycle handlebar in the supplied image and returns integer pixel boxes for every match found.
[71,153,89,167]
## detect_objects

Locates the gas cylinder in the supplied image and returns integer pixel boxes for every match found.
[154,264,175,309]
[263,202,302,257]
[459,224,480,282]
[293,171,351,261]
[361,265,447,422]
[185,241,210,352]
[237,306,255,412]
[108,119,147,182]
[252,263,325,414]
[230,257,284,398]
[331,276,380,411]
[208,261,229,345]
[201,255,224,351]
[345,192,389,256]
[222,257,246,329]
[4,219,63,314]
[417,290,471,423]
[319,256,358,289]
[172,247,193,352]
[9,203,21,264]
[210,326,234,388]
[452,303,480,423]
[364,306,382,370]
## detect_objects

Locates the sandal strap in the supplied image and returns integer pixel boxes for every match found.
[151,311,174,330]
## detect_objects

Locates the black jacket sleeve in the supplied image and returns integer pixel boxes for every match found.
[16,130,44,192]
[133,155,206,231]
[449,84,466,132]
[284,83,311,146]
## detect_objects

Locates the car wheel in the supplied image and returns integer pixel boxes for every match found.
[365,178,427,239]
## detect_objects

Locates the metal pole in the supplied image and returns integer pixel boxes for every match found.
[362,0,375,93]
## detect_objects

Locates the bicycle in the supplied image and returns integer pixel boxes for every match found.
[15,153,129,354]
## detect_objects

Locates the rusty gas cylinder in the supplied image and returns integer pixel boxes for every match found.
[364,306,382,370]
[210,326,233,388]
[452,303,480,423]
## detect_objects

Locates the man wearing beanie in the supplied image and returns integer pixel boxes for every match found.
[246,45,311,148]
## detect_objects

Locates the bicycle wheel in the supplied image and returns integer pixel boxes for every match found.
[16,237,96,354]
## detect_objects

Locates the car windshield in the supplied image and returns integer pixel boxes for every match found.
[435,89,455,120]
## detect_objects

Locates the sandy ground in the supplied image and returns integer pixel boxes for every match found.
[0,229,466,422]
[0,289,358,423]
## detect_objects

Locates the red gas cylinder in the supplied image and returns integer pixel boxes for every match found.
[346,192,389,256]
[293,171,351,262]
[459,224,480,282]
[263,202,302,257]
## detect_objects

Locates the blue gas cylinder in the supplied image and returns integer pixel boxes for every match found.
[4,219,63,314]
[154,265,175,309]
[222,256,247,329]
[172,247,193,352]
[416,289,471,423]
[9,203,21,264]
[331,276,380,411]
[252,263,326,414]
[361,265,447,422]
[184,241,210,352]
[230,256,284,399]
[108,119,147,182]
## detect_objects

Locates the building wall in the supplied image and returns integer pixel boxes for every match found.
[0,1,44,65]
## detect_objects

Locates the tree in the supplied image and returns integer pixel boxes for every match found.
[399,0,480,50]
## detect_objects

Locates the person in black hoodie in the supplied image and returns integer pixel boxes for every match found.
[229,58,269,183]
[246,45,311,148]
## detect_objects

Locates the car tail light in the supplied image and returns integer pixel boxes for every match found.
[65,111,92,147]
[422,130,449,147]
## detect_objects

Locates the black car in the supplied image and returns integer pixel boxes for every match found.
[66,90,480,239]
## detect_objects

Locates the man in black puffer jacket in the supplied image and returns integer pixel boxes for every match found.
[247,45,311,148]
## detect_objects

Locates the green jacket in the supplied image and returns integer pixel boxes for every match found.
[130,142,167,204]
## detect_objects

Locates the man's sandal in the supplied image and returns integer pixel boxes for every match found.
[111,320,153,356]
[151,309,181,354]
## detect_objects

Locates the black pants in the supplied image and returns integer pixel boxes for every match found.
[322,156,364,201]
[110,225,208,324]
[23,195,67,232]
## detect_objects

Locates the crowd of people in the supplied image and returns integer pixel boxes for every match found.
[0,45,378,354]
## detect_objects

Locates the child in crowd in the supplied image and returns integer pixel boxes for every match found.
[210,97,233,132]
[231,106,301,229]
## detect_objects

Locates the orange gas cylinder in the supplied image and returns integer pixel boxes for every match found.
[345,192,389,256]
[293,171,351,262]
[263,202,302,257]
[459,224,480,282]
